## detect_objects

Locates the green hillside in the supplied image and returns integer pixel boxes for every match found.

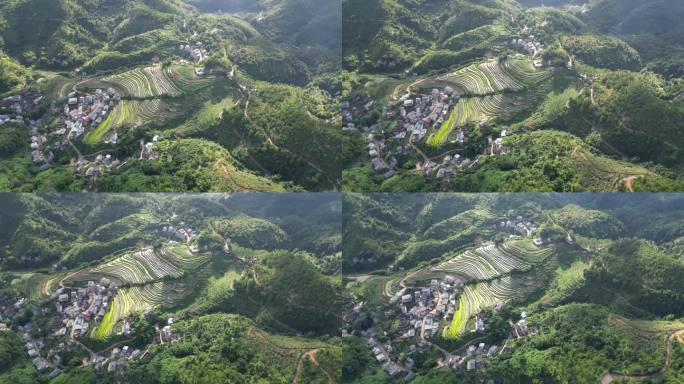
[342,0,684,192]
[0,194,342,383]
[342,193,684,383]
[0,0,341,192]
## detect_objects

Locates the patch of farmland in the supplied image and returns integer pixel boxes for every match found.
[499,240,552,263]
[165,65,211,93]
[433,241,550,281]
[89,248,183,285]
[103,66,183,98]
[446,275,533,338]
[74,246,207,286]
[428,92,535,146]
[435,60,550,96]
[433,243,527,281]
[11,273,63,301]
[144,66,181,96]
[84,99,160,144]
[503,59,552,84]
[157,245,209,270]
[93,281,173,339]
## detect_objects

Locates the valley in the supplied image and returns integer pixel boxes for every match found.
[0,0,344,192]
[0,193,343,383]
[342,0,684,192]
[341,193,684,383]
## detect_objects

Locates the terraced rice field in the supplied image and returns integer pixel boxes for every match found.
[70,246,208,286]
[89,248,184,285]
[499,240,551,263]
[157,245,209,270]
[433,241,550,281]
[428,95,508,146]
[93,282,170,339]
[104,67,168,98]
[427,60,550,146]
[437,60,549,96]
[446,276,528,338]
[164,65,211,93]
[87,246,208,339]
[83,99,160,144]
[103,65,208,98]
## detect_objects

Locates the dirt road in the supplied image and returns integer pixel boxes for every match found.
[291,349,334,384]
[601,329,684,383]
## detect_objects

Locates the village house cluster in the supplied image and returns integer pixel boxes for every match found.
[141,135,163,161]
[17,323,62,379]
[423,152,472,181]
[64,88,120,140]
[0,93,42,125]
[343,84,479,182]
[178,41,209,75]
[498,215,538,238]
[510,35,545,65]
[96,342,145,375]
[456,340,500,372]
[54,278,116,338]
[482,129,509,157]
[395,87,458,144]
[343,259,549,380]
[178,42,208,63]
[3,279,119,380]
[6,277,179,379]
[0,293,25,326]
[75,153,123,179]
[345,274,511,382]
[0,92,60,169]
[161,221,197,245]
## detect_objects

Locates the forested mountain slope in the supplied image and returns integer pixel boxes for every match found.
[0,0,344,192]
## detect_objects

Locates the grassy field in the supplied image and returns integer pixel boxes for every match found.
[609,315,684,374]
[246,326,333,374]
[174,91,236,136]
[361,75,410,103]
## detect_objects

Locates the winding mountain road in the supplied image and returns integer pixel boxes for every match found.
[601,329,684,383]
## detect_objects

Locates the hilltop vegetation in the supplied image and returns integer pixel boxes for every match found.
[211,214,288,249]
[489,304,682,382]
[0,51,27,94]
[95,139,286,192]
[123,313,341,384]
